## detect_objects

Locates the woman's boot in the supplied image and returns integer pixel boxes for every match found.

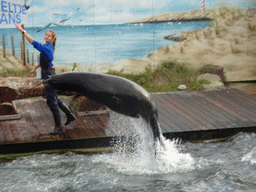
[58,102,76,126]
[50,109,64,135]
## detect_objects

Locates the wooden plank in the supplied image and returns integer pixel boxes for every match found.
[172,91,238,129]
[14,118,33,142]
[191,92,240,128]
[1,121,15,143]
[166,93,217,130]
[196,90,247,126]
[37,99,54,127]
[22,99,48,135]
[176,92,227,128]
[66,117,88,138]
[155,97,195,132]
[31,99,53,135]
[0,122,6,143]
[154,93,200,131]
[88,115,106,137]
[164,93,215,131]
[65,127,86,139]
[8,121,24,142]
[197,91,255,127]
[61,115,82,139]
[0,114,20,121]
[83,116,101,136]
[216,89,256,120]
[219,93,256,122]
[155,93,207,131]
[194,91,248,128]
[157,116,179,133]
[14,100,40,138]
[152,95,189,132]
[93,114,109,128]
[75,117,98,137]
[227,88,256,106]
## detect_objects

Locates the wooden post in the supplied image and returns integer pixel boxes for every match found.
[26,49,29,63]
[11,36,15,56]
[20,42,22,60]
[21,24,26,66]
[2,35,6,58]
[32,53,34,65]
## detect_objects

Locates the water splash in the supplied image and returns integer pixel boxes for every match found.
[93,115,195,175]
[242,147,256,164]
[1,133,256,191]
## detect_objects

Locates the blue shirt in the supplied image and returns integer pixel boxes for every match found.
[32,40,54,67]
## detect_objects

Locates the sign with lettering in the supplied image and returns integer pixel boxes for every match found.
[0,0,27,25]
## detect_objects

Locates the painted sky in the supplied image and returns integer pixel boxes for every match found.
[24,0,256,27]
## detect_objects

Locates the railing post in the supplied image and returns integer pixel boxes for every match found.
[2,35,6,58]
[32,53,34,65]
[21,24,26,66]
[11,36,15,56]
[26,49,29,63]
[20,42,22,60]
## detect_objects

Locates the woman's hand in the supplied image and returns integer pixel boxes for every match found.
[14,24,24,32]
[28,69,35,77]
[28,64,40,77]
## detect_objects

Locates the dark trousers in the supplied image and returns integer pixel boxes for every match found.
[41,68,63,112]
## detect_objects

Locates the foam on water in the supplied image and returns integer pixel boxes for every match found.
[92,116,195,175]
[242,147,256,164]
[2,132,256,191]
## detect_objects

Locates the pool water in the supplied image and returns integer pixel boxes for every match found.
[1,116,256,192]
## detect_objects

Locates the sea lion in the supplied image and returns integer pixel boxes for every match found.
[42,72,162,143]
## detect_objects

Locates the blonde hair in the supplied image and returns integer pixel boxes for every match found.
[47,30,57,50]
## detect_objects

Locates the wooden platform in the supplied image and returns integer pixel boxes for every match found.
[1,87,256,154]
[152,87,256,141]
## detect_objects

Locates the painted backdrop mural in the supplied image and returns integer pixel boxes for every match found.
[0,0,255,77]
[0,0,27,25]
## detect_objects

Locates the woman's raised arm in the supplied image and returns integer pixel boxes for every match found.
[14,24,34,44]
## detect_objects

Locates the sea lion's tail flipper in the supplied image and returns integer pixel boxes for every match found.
[148,114,167,156]
[149,115,161,142]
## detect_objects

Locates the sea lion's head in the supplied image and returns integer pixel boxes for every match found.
[42,73,82,92]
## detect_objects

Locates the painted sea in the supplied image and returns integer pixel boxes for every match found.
[0,21,211,68]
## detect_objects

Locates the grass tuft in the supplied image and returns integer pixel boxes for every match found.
[215,21,220,35]
[180,46,184,53]
[164,46,170,53]
[1,67,33,77]
[248,22,256,30]
[234,37,239,44]
[230,43,240,54]
[107,60,210,92]
[2,61,213,93]
[72,62,78,71]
